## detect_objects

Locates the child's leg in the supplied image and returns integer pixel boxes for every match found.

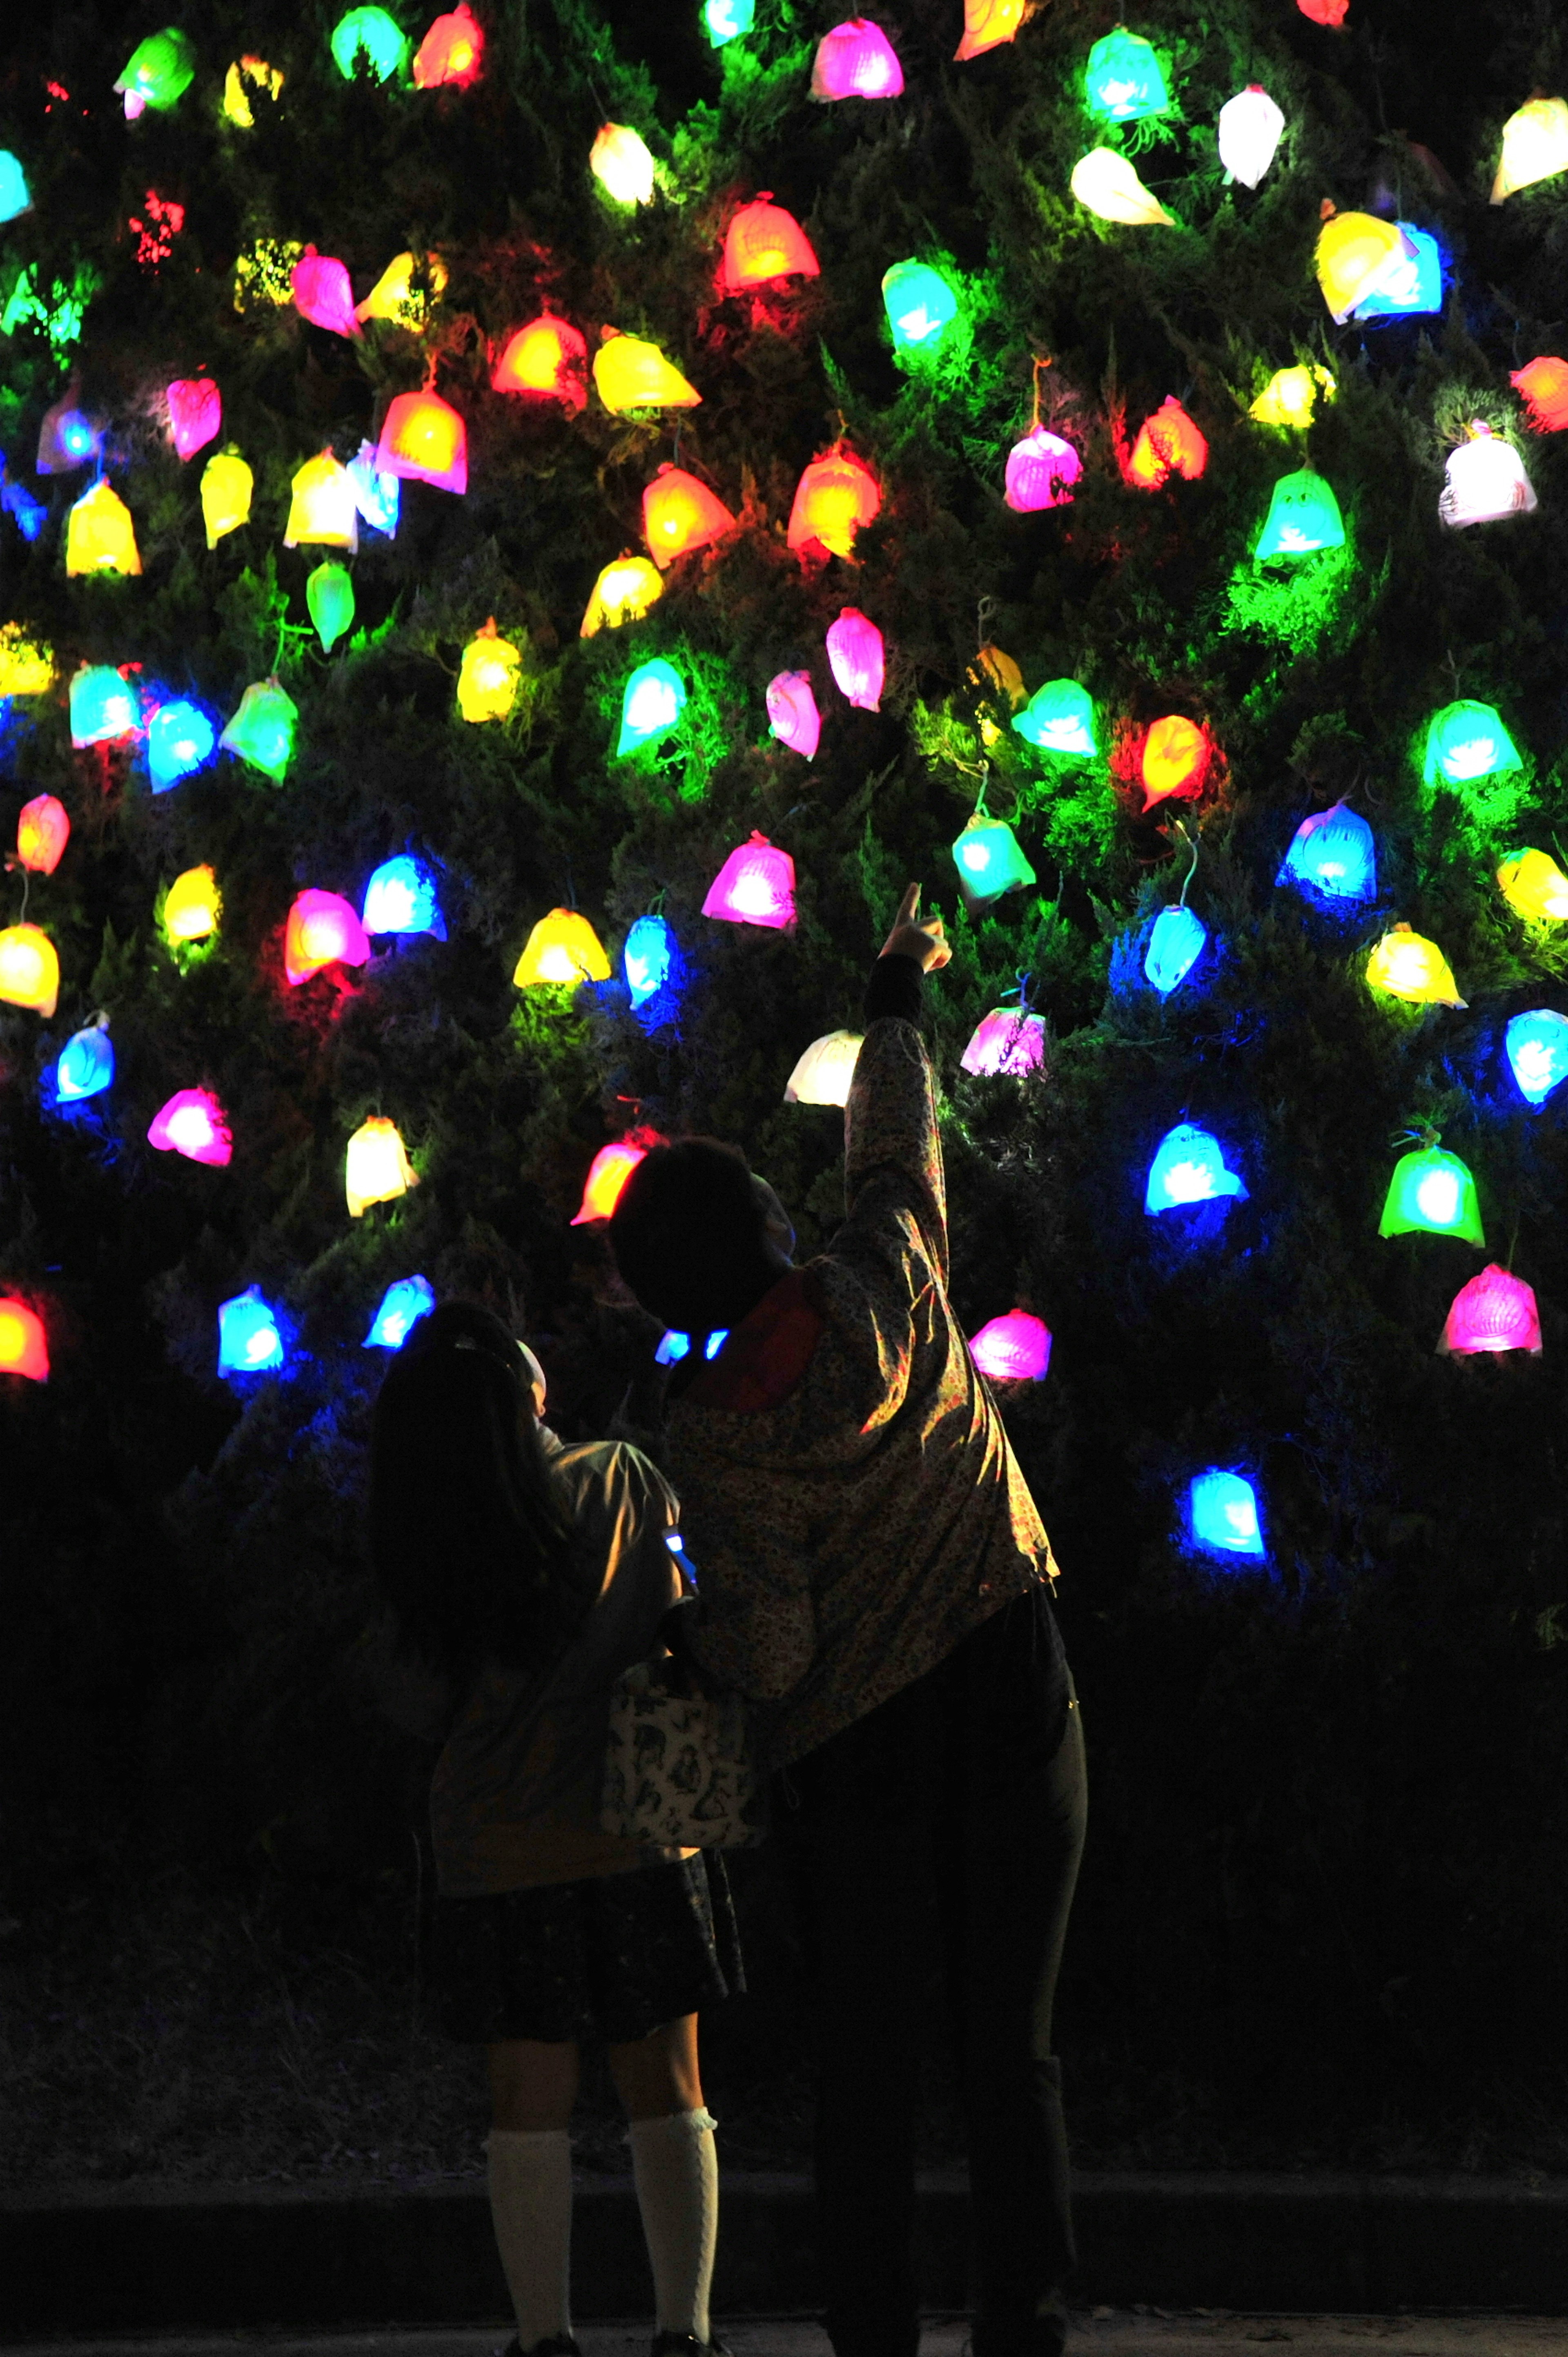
[486,2041,579,2353]
[611,2017,719,2347]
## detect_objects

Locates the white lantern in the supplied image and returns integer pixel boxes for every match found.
[783,1030,864,1106]
[1069,148,1176,227]
[1438,423,1537,529]
[1217,85,1284,187]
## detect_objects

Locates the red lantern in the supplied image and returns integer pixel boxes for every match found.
[787,448,881,561]
[0,1297,49,1382]
[291,247,362,339]
[722,194,820,292]
[1139,715,1210,810]
[1127,397,1207,490]
[1512,356,1568,433]
[641,465,737,569]
[412,2,483,87]
[1297,0,1348,21]
[284,889,372,986]
[166,378,221,461]
[826,608,884,710]
[492,313,588,410]
[16,794,70,876]
[375,388,468,493]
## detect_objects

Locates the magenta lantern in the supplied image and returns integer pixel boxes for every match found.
[1004,427,1082,514]
[167,378,221,461]
[284,889,372,985]
[292,247,362,339]
[960,1009,1046,1077]
[702,832,797,930]
[811,18,904,99]
[1439,1264,1542,1357]
[766,671,822,759]
[826,608,884,710]
[147,1087,233,1167]
[969,1309,1052,1381]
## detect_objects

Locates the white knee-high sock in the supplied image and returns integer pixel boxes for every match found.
[628,2107,719,2344]
[486,2127,573,2351]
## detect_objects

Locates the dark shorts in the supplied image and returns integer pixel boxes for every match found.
[424,1853,745,2045]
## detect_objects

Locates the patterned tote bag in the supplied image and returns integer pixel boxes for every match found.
[600,1656,767,1849]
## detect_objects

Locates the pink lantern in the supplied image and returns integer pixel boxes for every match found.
[291,247,362,339]
[702,832,797,930]
[766,671,822,759]
[16,795,70,876]
[167,378,222,461]
[811,18,904,100]
[1004,428,1082,514]
[969,1309,1052,1382]
[826,608,884,710]
[787,447,882,561]
[375,388,468,493]
[1439,1264,1542,1356]
[284,889,372,986]
[722,195,820,293]
[960,1009,1046,1077]
[148,1087,233,1167]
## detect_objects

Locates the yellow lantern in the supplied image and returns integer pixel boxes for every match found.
[65,480,141,576]
[356,250,449,327]
[1315,209,1410,324]
[1491,97,1568,204]
[592,331,701,414]
[0,624,54,697]
[1497,849,1568,922]
[163,864,221,945]
[1070,148,1176,226]
[1365,922,1465,1008]
[590,122,657,206]
[222,55,283,126]
[955,0,1025,60]
[200,449,253,548]
[457,618,522,722]
[284,453,359,552]
[345,1116,419,1219]
[580,555,665,637]
[1249,365,1336,430]
[0,924,60,1017]
[512,908,613,988]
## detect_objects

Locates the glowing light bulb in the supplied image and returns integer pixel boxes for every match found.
[0,152,31,225]
[1140,715,1209,810]
[69,664,139,747]
[1491,96,1568,204]
[167,379,221,461]
[722,196,819,291]
[1249,366,1335,430]
[115,27,197,114]
[580,557,664,638]
[960,1010,1046,1076]
[306,561,356,653]
[292,247,362,339]
[811,20,904,100]
[955,0,1025,58]
[65,481,141,576]
[704,0,755,43]
[1315,210,1412,321]
[220,678,298,781]
[1498,849,1568,922]
[222,56,283,126]
[375,389,467,493]
[950,815,1036,910]
[1254,469,1346,561]
[492,314,587,406]
[1084,28,1168,123]
[1439,1265,1542,1357]
[1439,423,1537,527]
[0,626,54,698]
[1423,701,1520,787]
[1004,428,1081,513]
[787,449,881,560]
[592,332,701,414]
[412,4,484,87]
[285,454,359,552]
[571,1136,661,1223]
[642,465,737,569]
[766,671,822,759]
[1070,148,1176,226]
[1277,802,1376,902]
[1127,397,1207,489]
[825,608,884,711]
[356,250,449,327]
[1512,356,1568,433]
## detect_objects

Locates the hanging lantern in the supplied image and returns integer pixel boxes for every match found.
[200,450,253,548]
[1254,468,1346,561]
[330,7,410,81]
[592,332,702,414]
[590,123,657,206]
[3,477,47,540]
[512,908,613,987]
[1084,29,1168,123]
[1422,701,1521,787]
[222,55,284,126]
[0,925,59,1016]
[356,250,450,327]
[1365,923,1464,1007]
[1217,85,1284,187]
[1298,0,1348,20]
[1145,1123,1245,1214]
[413,3,483,87]
[16,795,70,877]
[0,1299,48,1383]
[375,389,467,494]
[346,1116,418,1217]
[784,1031,864,1106]
[722,196,820,292]
[38,393,101,473]
[1070,149,1176,226]
[1249,366,1335,430]
[1014,678,1097,757]
[1004,427,1081,514]
[162,864,221,945]
[1140,716,1209,810]
[617,659,687,755]
[811,20,904,100]
[1497,849,1568,923]
[1189,1471,1265,1562]
[1512,356,1568,433]
[702,834,797,930]
[148,1088,232,1166]
[65,481,141,577]
[787,449,881,561]
[492,314,588,408]
[969,1310,1052,1382]
[55,1019,115,1103]
[1490,97,1568,204]
[0,626,54,698]
[960,1009,1046,1076]
[1379,1145,1484,1244]
[220,677,298,780]
[624,913,675,1007]
[642,466,737,569]
[570,1135,661,1224]
[1439,1265,1541,1357]
[825,608,884,711]
[704,0,756,44]
[1352,224,1441,320]
[0,152,32,223]
[306,561,356,653]
[767,671,822,759]
[457,619,523,718]
[1505,1009,1568,1109]
[882,260,960,352]
[285,890,372,985]
[970,645,1027,713]
[166,379,221,461]
[217,1287,285,1376]
[1439,423,1536,528]
[363,855,445,938]
[365,1275,437,1350]
[148,700,216,791]
[292,248,363,340]
[1277,802,1376,902]
[951,814,1036,910]
[1144,904,1207,996]
[580,557,664,637]
[115,27,196,116]
[1127,397,1207,489]
[285,454,359,553]
[956,0,1025,61]
[69,664,139,747]
[347,441,401,535]
[1315,210,1413,322]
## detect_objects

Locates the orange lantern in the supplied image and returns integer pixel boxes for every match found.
[0,1297,48,1381]
[1512,356,1568,433]
[956,0,1026,59]
[16,795,70,876]
[1127,396,1207,489]
[787,447,881,561]
[641,465,737,569]
[0,924,60,1016]
[375,388,467,493]
[1140,715,1209,810]
[722,195,820,292]
[570,1131,666,1224]
[592,330,701,414]
[412,2,483,87]
[492,313,588,410]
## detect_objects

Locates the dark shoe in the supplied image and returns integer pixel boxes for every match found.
[651,2335,732,2357]
[493,2338,581,2357]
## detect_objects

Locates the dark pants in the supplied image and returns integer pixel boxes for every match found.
[780,1591,1087,2357]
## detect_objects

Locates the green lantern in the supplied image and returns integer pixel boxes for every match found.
[881,261,959,353]
[1378,1146,1485,1245]
[330,6,410,82]
[951,815,1037,911]
[114,27,197,114]
[219,677,299,782]
[617,659,686,756]
[1084,29,1169,124]
[1422,700,1521,788]
[1254,469,1346,563]
[307,562,356,654]
[1013,678,1098,758]
[702,0,755,44]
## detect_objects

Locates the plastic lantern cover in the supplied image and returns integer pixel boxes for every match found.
[413,3,483,87]
[1315,212,1412,322]
[590,123,656,206]
[167,379,221,461]
[1505,1010,1568,1108]
[512,909,613,988]
[1085,29,1169,123]
[1014,678,1098,757]
[951,815,1036,909]
[1277,802,1376,902]
[655,1327,731,1365]
[1439,1265,1541,1357]
[1423,701,1521,787]
[65,481,141,576]
[617,659,687,755]
[1439,425,1536,527]
[0,626,54,697]
[642,466,737,569]
[811,20,904,99]
[580,558,664,637]
[826,609,884,711]
[375,390,467,494]
[223,55,284,126]
[1144,904,1207,997]
[0,1299,48,1382]
[16,795,69,876]
[1070,149,1176,226]
[56,1021,114,1103]
[365,1275,437,1349]
[493,315,588,406]
[1298,0,1348,20]
[148,700,216,791]
[284,889,372,985]
[956,0,1024,56]
[292,248,362,339]
[571,1137,658,1224]
[971,646,1027,711]
[163,864,221,945]
[115,27,196,115]
[347,442,400,535]
[784,1031,863,1106]
[969,1310,1052,1382]
[69,665,139,747]
[624,914,675,1007]
[1145,1124,1245,1214]
[723,196,820,292]
[1189,1471,1265,1562]
[220,678,298,781]
[1365,924,1464,1007]
[457,620,522,718]
[200,450,253,548]
[2,475,47,541]
[330,7,409,80]
[363,855,445,938]
[0,152,31,225]
[38,393,101,473]
[1004,428,1082,513]
[1352,224,1441,320]
[0,926,59,1016]
[1127,397,1207,489]
[1140,716,1209,810]
[592,333,701,414]
[882,261,959,352]
[1255,469,1345,561]
[307,561,356,653]
[285,454,359,552]
[787,450,881,560]
[1250,366,1335,430]
[1218,85,1284,187]
[357,250,449,327]
[704,0,756,44]
[346,1117,418,1218]
[767,671,822,759]
[1491,97,1568,203]
[702,834,797,930]
[1379,1147,1484,1244]
[218,1287,285,1376]
[961,1010,1046,1077]
[148,1088,232,1166]
[1497,849,1568,922]
[1512,356,1568,433]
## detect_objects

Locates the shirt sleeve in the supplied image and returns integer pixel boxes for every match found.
[842,999,949,1293]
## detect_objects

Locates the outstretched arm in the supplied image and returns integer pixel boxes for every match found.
[844,883,953,1284]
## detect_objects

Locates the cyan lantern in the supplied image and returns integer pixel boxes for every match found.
[1189,1470,1265,1562]
[1144,904,1207,996]
[950,814,1036,910]
[1145,1123,1246,1214]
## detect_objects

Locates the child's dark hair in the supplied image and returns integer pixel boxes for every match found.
[368,1300,582,1686]
[609,1136,768,1333]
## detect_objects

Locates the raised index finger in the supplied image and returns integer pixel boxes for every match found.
[898,882,921,925]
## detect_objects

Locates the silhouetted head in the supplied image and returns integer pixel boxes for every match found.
[609,1137,795,1338]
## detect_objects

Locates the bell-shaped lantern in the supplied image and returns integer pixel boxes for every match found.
[1127,396,1207,490]
[116,26,196,116]
[1491,96,1568,204]
[811,20,904,99]
[376,389,467,493]
[624,914,675,1007]
[1497,849,1568,923]
[148,700,216,792]
[347,441,401,536]
[1140,715,1210,810]
[1439,1265,1541,1357]
[592,331,702,414]
[0,925,59,1016]
[284,889,372,985]
[222,54,284,126]
[1365,923,1464,1007]
[825,608,884,710]
[1218,85,1285,187]
[882,260,959,352]
[148,1087,232,1166]
[1249,366,1335,430]
[723,195,820,292]
[1070,148,1176,225]
[590,122,657,205]
[330,6,409,79]
[16,795,70,877]
[217,1287,285,1377]
[702,834,797,930]
[285,454,359,552]
[642,466,737,569]
[1315,210,1412,322]
[0,152,32,224]
[970,645,1027,713]
[788,448,881,559]
[346,1116,418,1218]
[581,557,664,637]
[951,815,1036,910]
[1379,1145,1484,1245]
[969,1310,1052,1382]
[1144,904,1207,997]
[0,1299,49,1382]
[570,1135,660,1224]
[65,481,141,576]
[38,392,102,475]
[1014,678,1098,757]
[364,1275,436,1350]
[167,379,221,461]
[163,864,221,945]
[413,3,483,87]
[220,677,298,780]
[457,619,523,720]
[55,1020,115,1103]
[512,909,613,988]
[1422,701,1521,788]
[69,664,139,748]
[955,0,1025,59]
[357,250,449,327]
[1439,423,1536,528]
[1254,468,1345,561]
[961,1009,1046,1076]
[0,626,54,698]
[704,0,756,44]
[306,561,355,653]
[1352,223,1441,321]
[767,671,822,759]
[1277,802,1376,902]
[617,659,686,755]
[1512,356,1568,433]
[784,1031,863,1106]
[1146,1123,1245,1214]
[200,450,254,547]
[362,855,444,938]
[492,314,588,409]
[1298,0,1348,20]
[292,247,362,339]
[1189,1471,1265,1562]
[1085,28,1168,123]
[1505,1009,1568,1109]
[1004,428,1081,514]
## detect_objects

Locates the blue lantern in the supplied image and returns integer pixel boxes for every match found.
[624,912,675,1007]
[1504,1009,1568,1109]
[1277,802,1376,902]
[362,855,445,938]
[1189,1469,1266,1561]
[364,1274,436,1350]
[55,1021,114,1101]
[1144,904,1206,996]
[217,1285,285,1377]
[1352,225,1441,321]
[148,699,217,792]
[655,1326,728,1365]
[1145,1123,1246,1215]
[347,441,400,537]
[1,468,47,541]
